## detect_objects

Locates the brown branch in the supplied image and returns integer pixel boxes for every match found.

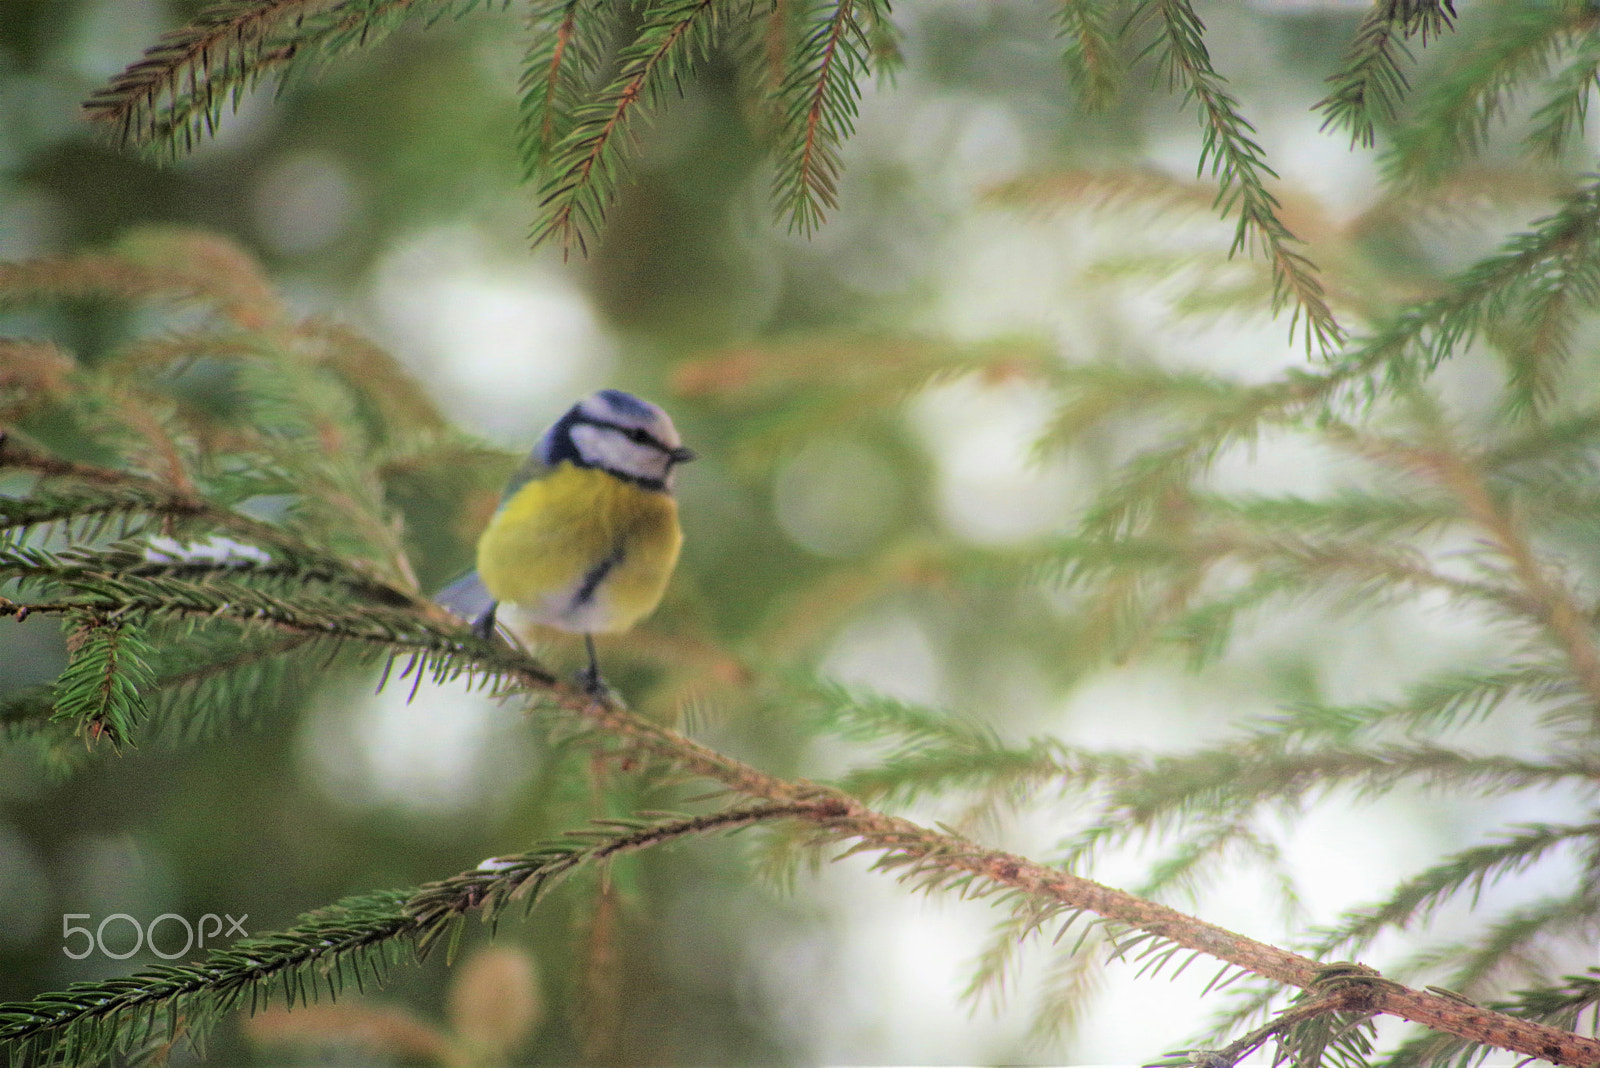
[0,803,839,1054]
[8,531,1592,1062]
[577,880,623,1066]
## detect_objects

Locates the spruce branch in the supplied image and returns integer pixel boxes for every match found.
[453,674,1600,1065]
[1055,0,1124,109]
[1201,491,1460,545]
[1025,926,1107,1043]
[771,0,882,235]
[0,247,226,308]
[1136,0,1343,351]
[0,804,834,1065]
[836,737,1126,807]
[1314,823,1600,967]
[1335,172,1600,394]
[531,0,726,255]
[757,0,796,97]
[0,340,76,424]
[1409,430,1600,726]
[1484,407,1600,475]
[295,320,454,440]
[1381,968,1600,1068]
[143,628,321,742]
[1071,373,1333,540]
[1317,0,1458,149]
[0,482,180,545]
[80,0,496,159]
[803,679,1139,807]
[965,905,1078,1020]
[576,875,624,1063]
[1061,741,1591,867]
[0,230,290,335]
[50,610,157,749]
[0,531,551,713]
[1526,35,1600,160]
[81,0,322,151]
[6,604,367,748]
[1259,664,1572,742]
[0,586,540,698]
[810,813,1600,1068]
[0,432,420,604]
[274,631,1595,1066]
[517,0,612,181]
[675,334,1058,456]
[1032,362,1249,456]
[1384,3,1600,184]
[857,0,900,76]
[1489,971,1600,1036]
[1157,963,1390,1068]
[1432,892,1600,1005]
[1047,523,1539,667]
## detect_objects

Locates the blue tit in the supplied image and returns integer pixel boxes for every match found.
[437,389,695,692]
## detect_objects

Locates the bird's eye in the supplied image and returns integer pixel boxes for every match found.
[626,428,651,444]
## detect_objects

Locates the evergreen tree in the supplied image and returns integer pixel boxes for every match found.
[4,0,1600,1064]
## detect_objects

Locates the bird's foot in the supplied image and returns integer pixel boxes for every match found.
[470,604,499,642]
[575,665,620,704]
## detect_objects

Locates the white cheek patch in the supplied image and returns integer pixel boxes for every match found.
[571,423,672,484]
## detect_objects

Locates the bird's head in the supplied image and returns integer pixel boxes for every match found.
[542,389,696,490]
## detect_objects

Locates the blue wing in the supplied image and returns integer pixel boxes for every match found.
[437,425,563,640]
[436,570,498,639]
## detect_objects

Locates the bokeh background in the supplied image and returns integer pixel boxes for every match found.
[3,0,1591,1064]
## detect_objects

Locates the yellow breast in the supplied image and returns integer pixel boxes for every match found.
[476,463,682,635]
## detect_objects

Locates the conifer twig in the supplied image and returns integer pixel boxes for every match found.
[82,0,321,146]
[0,431,421,603]
[80,0,455,157]
[1338,173,1600,393]
[1317,0,1457,149]
[1383,3,1599,183]
[517,0,602,180]
[0,803,840,1062]
[1424,442,1600,725]
[1055,0,1123,109]
[1159,966,1379,1068]
[531,0,722,255]
[1138,0,1342,351]
[772,0,878,235]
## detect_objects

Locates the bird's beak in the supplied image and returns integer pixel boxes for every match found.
[669,446,697,465]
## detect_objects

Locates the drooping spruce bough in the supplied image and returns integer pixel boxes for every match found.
[5,0,1600,1064]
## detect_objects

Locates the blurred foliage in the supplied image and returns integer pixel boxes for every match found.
[6,0,1600,1066]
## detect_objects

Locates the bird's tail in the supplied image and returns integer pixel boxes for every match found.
[435,571,498,639]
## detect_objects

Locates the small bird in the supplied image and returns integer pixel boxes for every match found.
[437,389,695,694]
